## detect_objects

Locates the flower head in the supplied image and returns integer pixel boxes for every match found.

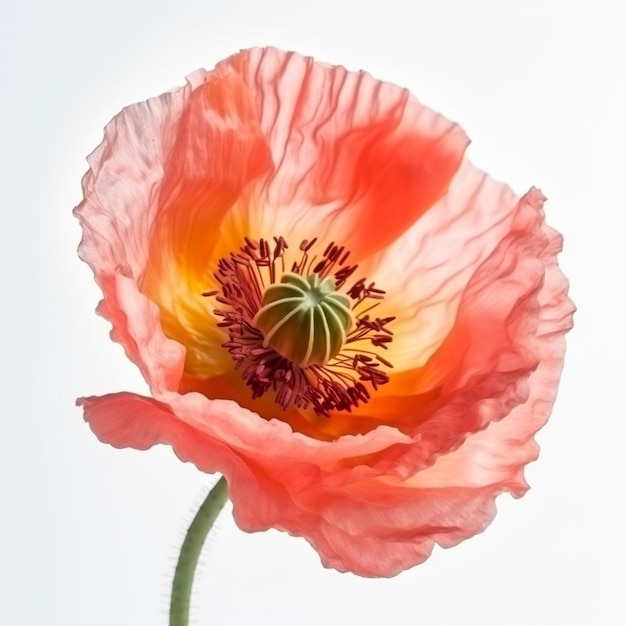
[75,47,574,577]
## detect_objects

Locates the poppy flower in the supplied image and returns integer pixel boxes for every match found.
[75,47,574,577]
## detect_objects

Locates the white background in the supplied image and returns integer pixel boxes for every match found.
[1,1,623,624]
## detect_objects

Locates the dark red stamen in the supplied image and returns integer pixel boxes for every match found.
[205,237,393,417]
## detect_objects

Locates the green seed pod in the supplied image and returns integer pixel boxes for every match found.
[253,272,354,368]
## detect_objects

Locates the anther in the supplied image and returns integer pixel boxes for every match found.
[207,237,393,416]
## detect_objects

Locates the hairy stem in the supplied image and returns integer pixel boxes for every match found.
[169,476,229,626]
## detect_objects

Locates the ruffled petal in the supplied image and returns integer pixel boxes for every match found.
[401,188,574,467]
[74,88,190,394]
[74,86,187,280]
[290,479,502,576]
[215,48,470,260]
[79,391,501,577]
[142,72,274,378]
[95,274,184,395]
[408,220,574,492]
[364,159,520,373]
[79,390,414,477]
[326,188,573,458]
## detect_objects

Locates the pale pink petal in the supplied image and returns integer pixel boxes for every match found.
[95,273,185,395]
[79,392,499,577]
[80,390,413,475]
[74,85,190,392]
[336,188,573,470]
[365,159,520,372]
[75,86,187,280]
[409,221,573,493]
[294,481,502,576]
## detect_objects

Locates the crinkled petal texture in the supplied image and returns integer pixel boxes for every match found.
[75,47,574,577]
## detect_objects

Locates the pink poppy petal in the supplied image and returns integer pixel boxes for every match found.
[405,226,573,492]
[142,72,274,378]
[79,388,415,481]
[79,392,500,577]
[216,48,470,259]
[294,480,502,576]
[365,159,520,373]
[333,188,573,466]
[74,86,187,279]
[74,84,190,390]
[147,71,274,281]
[404,189,574,464]
[95,274,185,395]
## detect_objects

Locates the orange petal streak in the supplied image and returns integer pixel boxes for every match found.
[142,73,274,378]
[217,48,470,261]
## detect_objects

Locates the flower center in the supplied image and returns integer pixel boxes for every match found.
[253,272,354,368]
[204,237,394,417]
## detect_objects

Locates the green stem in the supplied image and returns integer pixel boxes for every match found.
[169,476,229,626]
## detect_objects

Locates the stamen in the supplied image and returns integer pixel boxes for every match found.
[205,237,393,417]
